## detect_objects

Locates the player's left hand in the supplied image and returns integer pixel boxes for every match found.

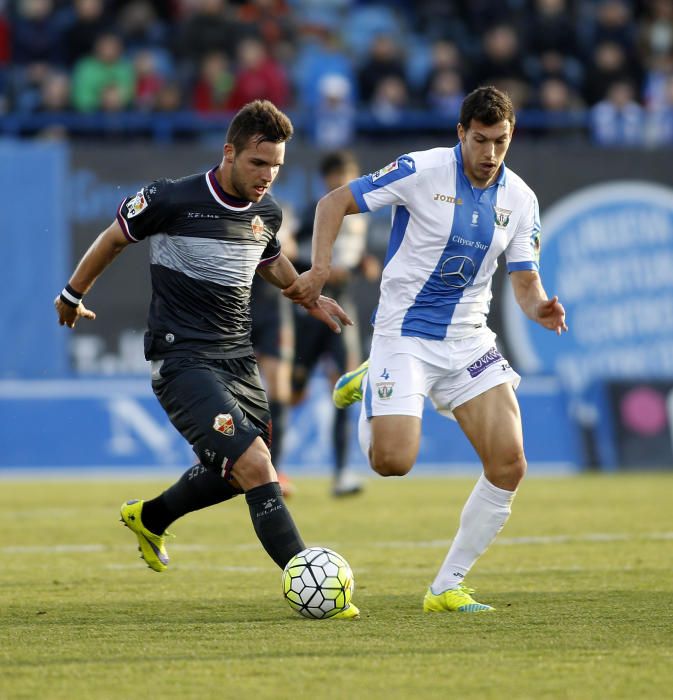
[305,295,354,334]
[536,296,568,335]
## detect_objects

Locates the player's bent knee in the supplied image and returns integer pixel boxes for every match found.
[370,449,414,477]
[486,451,527,490]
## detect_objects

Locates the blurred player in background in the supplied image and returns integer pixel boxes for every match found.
[290,150,380,496]
[285,86,567,613]
[53,100,359,618]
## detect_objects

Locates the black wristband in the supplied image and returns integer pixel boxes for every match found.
[60,284,83,308]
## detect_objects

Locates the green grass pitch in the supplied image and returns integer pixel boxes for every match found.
[2,473,673,699]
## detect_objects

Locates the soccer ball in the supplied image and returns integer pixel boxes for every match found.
[282,547,354,619]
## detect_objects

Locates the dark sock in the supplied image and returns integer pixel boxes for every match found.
[333,405,350,477]
[269,400,287,466]
[142,463,240,534]
[245,482,305,569]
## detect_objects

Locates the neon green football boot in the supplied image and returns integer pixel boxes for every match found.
[332,360,369,409]
[423,584,495,613]
[120,499,170,572]
[331,603,360,619]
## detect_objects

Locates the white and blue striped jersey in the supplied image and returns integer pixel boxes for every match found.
[349,145,540,340]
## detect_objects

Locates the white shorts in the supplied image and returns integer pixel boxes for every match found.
[363,329,521,421]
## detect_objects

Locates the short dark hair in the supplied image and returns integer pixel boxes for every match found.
[319,150,358,177]
[459,86,515,130]
[226,100,294,153]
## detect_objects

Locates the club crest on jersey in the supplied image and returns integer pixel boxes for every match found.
[376,381,394,399]
[213,413,235,436]
[493,206,511,228]
[251,215,264,239]
[126,190,148,218]
[372,159,399,182]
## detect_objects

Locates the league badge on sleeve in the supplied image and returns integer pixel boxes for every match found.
[371,159,399,181]
[126,189,149,218]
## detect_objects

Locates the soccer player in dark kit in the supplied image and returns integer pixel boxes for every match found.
[53,100,359,619]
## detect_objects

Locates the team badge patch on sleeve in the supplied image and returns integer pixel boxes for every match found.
[371,159,399,181]
[126,189,148,218]
[213,413,235,436]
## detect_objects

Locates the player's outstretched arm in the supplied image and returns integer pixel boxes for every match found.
[283,185,361,307]
[510,270,568,335]
[54,220,130,329]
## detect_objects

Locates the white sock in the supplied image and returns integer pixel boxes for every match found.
[431,473,516,594]
[357,382,371,460]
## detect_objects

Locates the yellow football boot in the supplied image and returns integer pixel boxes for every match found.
[423,584,494,613]
[331,603,360,619]
[332,360,369,409]
[120,499,170,572]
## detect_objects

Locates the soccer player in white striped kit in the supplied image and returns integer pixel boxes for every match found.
[285,86,568,612]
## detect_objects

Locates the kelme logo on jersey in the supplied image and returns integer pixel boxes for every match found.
[251,215,264,239]
[126,189,148,218]
[213,413,235,436]
[493,206,511,228]
[376,381,394,399]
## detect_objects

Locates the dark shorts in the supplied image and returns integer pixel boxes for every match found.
[292,305,347,394]
[151,355,270,478]
[251,277,283,359]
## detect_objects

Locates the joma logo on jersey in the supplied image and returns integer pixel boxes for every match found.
[493,206,512,228]
[433,193,462,205]
[251,215,264,239]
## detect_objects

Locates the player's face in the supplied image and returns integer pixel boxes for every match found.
[228,138,285,202]
[457,119,513,188]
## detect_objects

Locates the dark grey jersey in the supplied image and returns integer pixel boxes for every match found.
[116,167,282,360]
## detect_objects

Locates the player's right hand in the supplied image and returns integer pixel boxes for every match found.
[282,268,327,307]
[54,295,96,329]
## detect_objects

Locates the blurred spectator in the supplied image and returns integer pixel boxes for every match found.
[191,50,234,112]
[37,69,71,112]
[226,37,290,110]
[72,32,135,112]
[357,34,408,105]
[425,68,465,117]
[582,40,642,105]
[533,76,586,139]
[421,39,469,106]
[153,80,183,111]
[582,0,638,60]
[647,72,673,144]
[0,8,9,66]
[472,23,530,109]
[291,19,354,111]
[312,73,355,147]
[525,0,583,89]
[370,74,410,125]
[235,0,296,63]
[12,0,65,66]
[117,0,169,53]
[590,78,645,145]
[133,49,165,110]
[175,0,250,68]
[62,0,110,67]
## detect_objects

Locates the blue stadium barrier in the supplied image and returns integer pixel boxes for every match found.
[0,374,580,474]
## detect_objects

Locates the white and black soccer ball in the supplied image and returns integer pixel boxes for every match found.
[282,547,354,619]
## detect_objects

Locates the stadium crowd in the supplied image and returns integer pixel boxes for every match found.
[2,0,673,144]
